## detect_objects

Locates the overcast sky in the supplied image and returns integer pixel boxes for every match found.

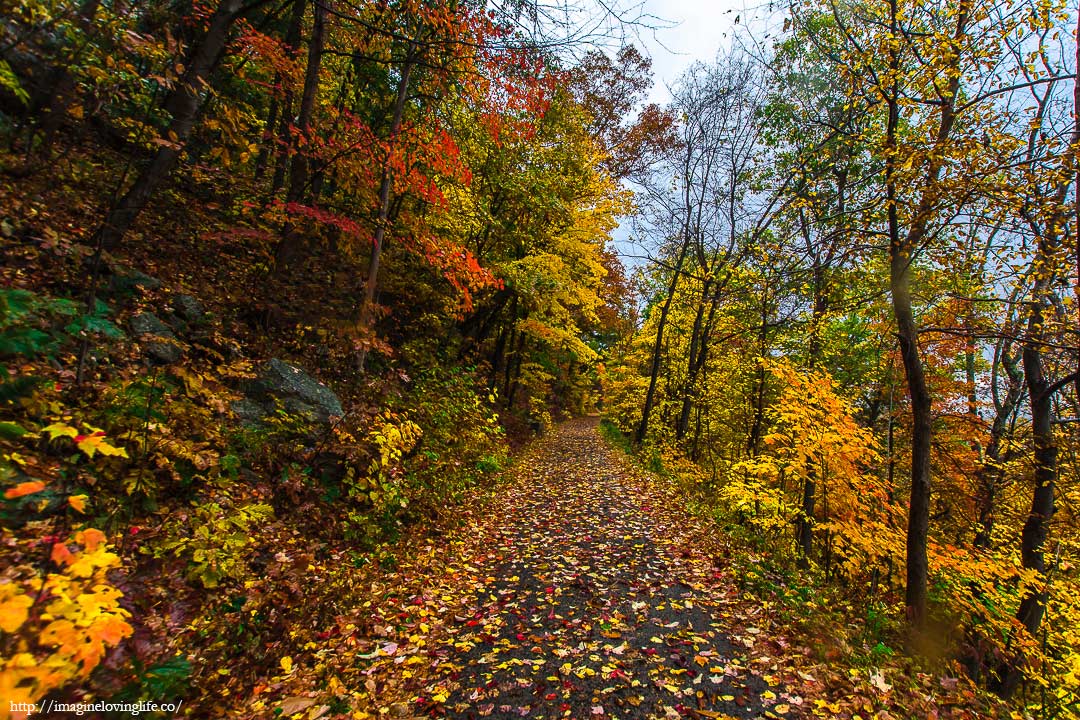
[631,0,753,104]
[606,0,777,261]
[607,0,745,259]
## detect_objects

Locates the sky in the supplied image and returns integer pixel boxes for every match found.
[630,0,751,104]
[604,0,773,263]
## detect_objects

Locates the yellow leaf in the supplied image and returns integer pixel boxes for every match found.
[40,619,80,655]
[43,422,78,440]
[0,585,33,633]
[68,494,89,513]
[281,655,294,674]
[75,432,128,459]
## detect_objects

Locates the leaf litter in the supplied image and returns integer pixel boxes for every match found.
[335,418,813,719]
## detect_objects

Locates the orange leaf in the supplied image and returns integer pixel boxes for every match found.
[75,528,107,552]
[51,542,74,566]
[4,480,46,499]
[89,614,133,646]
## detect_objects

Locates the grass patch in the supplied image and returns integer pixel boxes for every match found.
[598,418,633,455]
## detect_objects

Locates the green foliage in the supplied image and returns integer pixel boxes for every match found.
[598,418,632,455]
[0,58,29,105]
[0,289,121,403]
[65,299,123,340]
[0,290,119,357]
[151,500,275,588]
[475,454,503,473]
[0,289,67,356]
[99,374,170,428]
[113,655,192,704]
[0,421,28,439]
[397,367,507,509]
[223,404,313,475]
[339,410,421,539]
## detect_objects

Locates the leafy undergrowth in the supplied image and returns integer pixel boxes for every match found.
[598,421,1020,720]
[0,154,515,717]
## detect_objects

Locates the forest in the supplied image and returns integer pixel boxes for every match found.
[0,0,1078,719]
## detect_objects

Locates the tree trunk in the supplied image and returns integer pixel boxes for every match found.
[676,277,712,441]
[798,262,827,565]
[506,329,526,409]
[881,0,967,635]
[489,323,508,392]
[746,292,770,456]
[635,238,690,446]
[1017,332,1056,642]
[357,49,416,368]
[995,288,1059,698]
[893,241,934,631]
[488,295,517,391]
[286,0,326,205]
[974,350,1022,548]
[23,0,102,166]
[270,0,307,198]
[253,91,279,180]
[275,0,327,269]
[95,0,256,251]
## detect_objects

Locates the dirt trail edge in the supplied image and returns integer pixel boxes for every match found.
[359,418,812,720]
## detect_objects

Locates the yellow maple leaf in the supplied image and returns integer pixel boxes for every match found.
[75,432,128,459]
[0,584,33,633]
[42,422,78,440]
[40,619,80,656]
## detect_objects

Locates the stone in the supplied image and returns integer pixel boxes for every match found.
[173,294,205,323]
[249,359,343,423]
[130,312,175,339]
[230,398,268,424]
[110,269,162,293]
[283,397,317,417]
[145,340,183,364]
[129,312,183,365]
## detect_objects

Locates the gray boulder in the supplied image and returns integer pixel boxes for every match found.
[173,294,205,323]
[145,340,183,364]
[245,359,343,423]
[129,312,183,364]
[230,398,268,424]
[130,312,173,337]
[110,269,163,293]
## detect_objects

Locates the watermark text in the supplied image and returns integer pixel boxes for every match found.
[10,699,183,716]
